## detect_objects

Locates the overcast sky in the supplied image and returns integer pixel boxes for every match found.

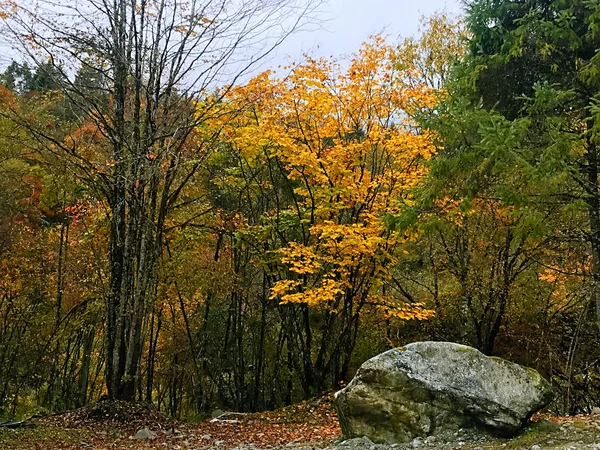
[0,0,465,80]
[270,0,464,65]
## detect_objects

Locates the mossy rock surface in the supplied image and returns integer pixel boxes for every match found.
[334,341,554,444]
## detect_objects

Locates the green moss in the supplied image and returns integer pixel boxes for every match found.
[501,425,547,448]
[524,366,541,378]
[496,420,562,449]
[529,420,560,434]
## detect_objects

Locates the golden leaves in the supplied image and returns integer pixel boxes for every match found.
[376,297,435,321]
[209,36,438,320]
[279,242,321,275]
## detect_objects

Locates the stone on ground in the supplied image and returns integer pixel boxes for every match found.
[334,341,553,444]
[134,428,157,439]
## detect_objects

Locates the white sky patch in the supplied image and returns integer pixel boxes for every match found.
[256,0,463,71]
[0,0,464,86]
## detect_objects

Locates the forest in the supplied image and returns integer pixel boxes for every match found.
[0,0,599,428]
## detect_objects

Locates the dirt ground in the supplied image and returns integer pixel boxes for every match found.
[2,399,600,450]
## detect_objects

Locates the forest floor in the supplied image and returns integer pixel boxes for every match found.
[1,397,600,450]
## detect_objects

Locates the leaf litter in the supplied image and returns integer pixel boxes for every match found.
[0,394,340,449]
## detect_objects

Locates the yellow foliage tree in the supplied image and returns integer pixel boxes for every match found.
[394,13,466,90]
[220,36,436,322]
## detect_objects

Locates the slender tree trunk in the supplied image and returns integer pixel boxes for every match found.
[253,274,268,410]
[77,326,95,407]
[585,127,600,334]
[46,217,68,408]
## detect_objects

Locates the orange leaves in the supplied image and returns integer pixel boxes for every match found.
[63,200,104,224]
[0,85,17,110]
[63,121,108,167]
[539,268,559,283]
[213,36,438,318]
[66,122,102,142]
[0,0,16,20]
[538,262,588,309]
[432,196,466,226]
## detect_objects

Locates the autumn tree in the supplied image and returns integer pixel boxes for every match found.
[461,0,600,333]
[1,0,322,401]
[0,77,107,414]
[212,37,436,396]
[395,13,466,90]
[397,0,600,410]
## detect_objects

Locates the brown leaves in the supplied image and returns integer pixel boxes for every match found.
[2,396,340,450]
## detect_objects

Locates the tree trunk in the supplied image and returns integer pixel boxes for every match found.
[585,127,600,334]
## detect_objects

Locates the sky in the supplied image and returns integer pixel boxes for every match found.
[270,0,464,65]
[0,0,465,81]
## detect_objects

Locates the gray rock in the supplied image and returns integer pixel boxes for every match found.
[410,437,424,448]
[334,341,553,444]
[337,436,374,449]
[134,428,157,440]
[424,436,437,448]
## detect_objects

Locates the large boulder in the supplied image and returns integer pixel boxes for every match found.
[334,341,553,443]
